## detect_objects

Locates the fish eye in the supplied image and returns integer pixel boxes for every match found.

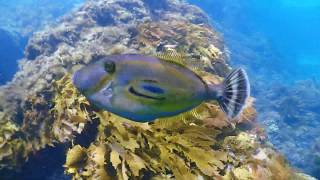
[104,61,116,73]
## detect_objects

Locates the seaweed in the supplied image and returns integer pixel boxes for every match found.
[51,74,91,142]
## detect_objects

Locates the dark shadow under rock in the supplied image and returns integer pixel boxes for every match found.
[0,144,70,180]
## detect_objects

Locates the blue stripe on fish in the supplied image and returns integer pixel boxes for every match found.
[142,85,165,94]
[129,86,165,100]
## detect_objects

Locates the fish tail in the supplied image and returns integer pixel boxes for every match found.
[209,68,250,118]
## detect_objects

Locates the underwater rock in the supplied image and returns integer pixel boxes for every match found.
[258,80,320,177]
[0,0,315,179]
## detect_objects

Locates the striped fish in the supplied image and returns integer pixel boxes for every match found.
[72,54,250,122]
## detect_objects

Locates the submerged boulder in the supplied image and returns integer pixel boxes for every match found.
[0,0,314,179]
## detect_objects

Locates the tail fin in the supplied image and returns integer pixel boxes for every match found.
[217,68,250,118]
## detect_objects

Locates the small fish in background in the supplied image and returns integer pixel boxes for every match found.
[72,54,250,122]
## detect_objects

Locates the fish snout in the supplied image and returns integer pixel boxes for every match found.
[72,65,108,93]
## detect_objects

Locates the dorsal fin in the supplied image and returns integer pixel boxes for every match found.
[155,50,187,67]
[155,50,206,77]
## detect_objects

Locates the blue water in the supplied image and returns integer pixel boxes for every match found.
[190,0,320,177]
[190,0,320,81]
[250,1,320,81]
[0,0,320,178]
[0,0,84,84]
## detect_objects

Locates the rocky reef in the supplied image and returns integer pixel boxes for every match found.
[0,0,315,179]
[258,80,320,178]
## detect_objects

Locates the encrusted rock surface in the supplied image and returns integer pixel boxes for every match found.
[0,0,314,179]
[258,80,320,177]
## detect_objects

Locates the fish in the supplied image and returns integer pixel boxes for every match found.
[72,54,250,122]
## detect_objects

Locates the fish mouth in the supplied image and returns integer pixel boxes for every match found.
[129,86,165,100]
